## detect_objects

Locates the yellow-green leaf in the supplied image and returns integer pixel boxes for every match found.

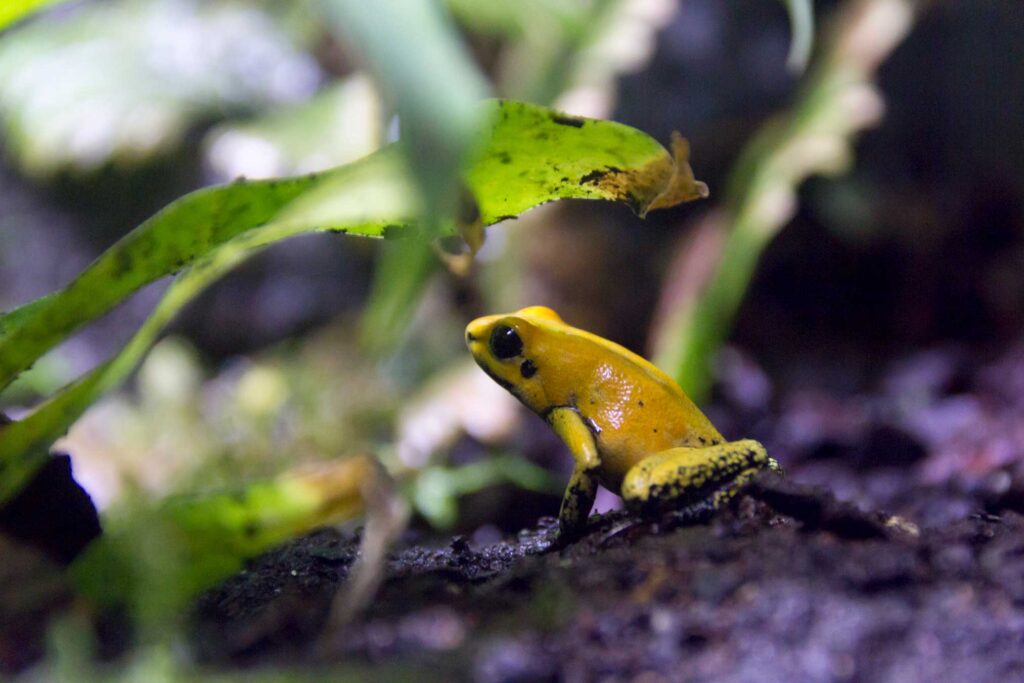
[0,99,706,504]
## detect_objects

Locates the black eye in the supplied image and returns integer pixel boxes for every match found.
[489,325,523,360]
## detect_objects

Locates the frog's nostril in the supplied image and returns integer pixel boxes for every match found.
[466,331,476,343]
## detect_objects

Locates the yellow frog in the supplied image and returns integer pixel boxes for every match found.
[465,306,781,538]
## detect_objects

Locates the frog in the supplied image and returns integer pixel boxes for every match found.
[465,306,781,539]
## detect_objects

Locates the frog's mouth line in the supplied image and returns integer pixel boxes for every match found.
[471,355,517,395]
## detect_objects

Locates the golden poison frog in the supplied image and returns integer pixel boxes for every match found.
[466,306,781,538]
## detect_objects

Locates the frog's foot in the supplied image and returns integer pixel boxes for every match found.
[620,439,780,514]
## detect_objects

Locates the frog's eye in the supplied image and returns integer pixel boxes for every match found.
[489,325,523,360]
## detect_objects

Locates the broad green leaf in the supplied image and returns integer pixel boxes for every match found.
[0,0,65,32]
[467,101,708,222]
[0,100,707,503]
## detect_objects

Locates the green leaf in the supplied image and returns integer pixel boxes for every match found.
[0,146,411,393]
[321,0,489,226]
[0,0,64,32]
[71,456,378,614]
[321,0,491,349]
[0,99,707,504]
[466,101,708,222]
[779,0,815,73]
[0,149,415,502]
[413,455,561,529]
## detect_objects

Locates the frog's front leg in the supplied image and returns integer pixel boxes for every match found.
[547,406,601,538]
[620,439,780,512]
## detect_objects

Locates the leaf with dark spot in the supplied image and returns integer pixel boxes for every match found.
[0,99,707,503]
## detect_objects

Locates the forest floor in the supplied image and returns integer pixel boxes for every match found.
[5,343,1024,681]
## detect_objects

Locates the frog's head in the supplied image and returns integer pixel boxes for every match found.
[465,306,564,411]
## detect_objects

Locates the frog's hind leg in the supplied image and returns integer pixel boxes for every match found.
[620,439,780,513]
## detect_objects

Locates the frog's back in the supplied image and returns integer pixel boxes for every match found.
[527,315,724,484]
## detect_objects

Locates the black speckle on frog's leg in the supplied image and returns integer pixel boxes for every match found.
[520,359,537,378]
[621,439,777,513]
[638,400,644,407]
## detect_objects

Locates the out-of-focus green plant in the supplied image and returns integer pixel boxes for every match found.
[0,0,66,32]
[204,74,384,181]
[70,455,384,620]
[651,0,919,400]
[0,0,321,175]
[780,0,816,73]
[0,99,707,504]
[412,455,562,529]
[320,0,491,350]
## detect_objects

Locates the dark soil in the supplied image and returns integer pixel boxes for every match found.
[190,477,1024,683]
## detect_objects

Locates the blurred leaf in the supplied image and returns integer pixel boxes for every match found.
[0,0,320,175]
[320,0,490,351]
[780,0,815,73]
[446,0,594,105]
[652,0,916,400]
[359,237,439,351]
[0,99,707,503]
[204,74,383,181]
[413,455,561,529]
[549,0,677,114]
[0,0,65,31]
[321,0,489,226]
[446,0,585,37]
[0,146,409,395]
[71,456,378,616]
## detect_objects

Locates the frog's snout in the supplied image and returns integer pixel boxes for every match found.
[464,317,490,358]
